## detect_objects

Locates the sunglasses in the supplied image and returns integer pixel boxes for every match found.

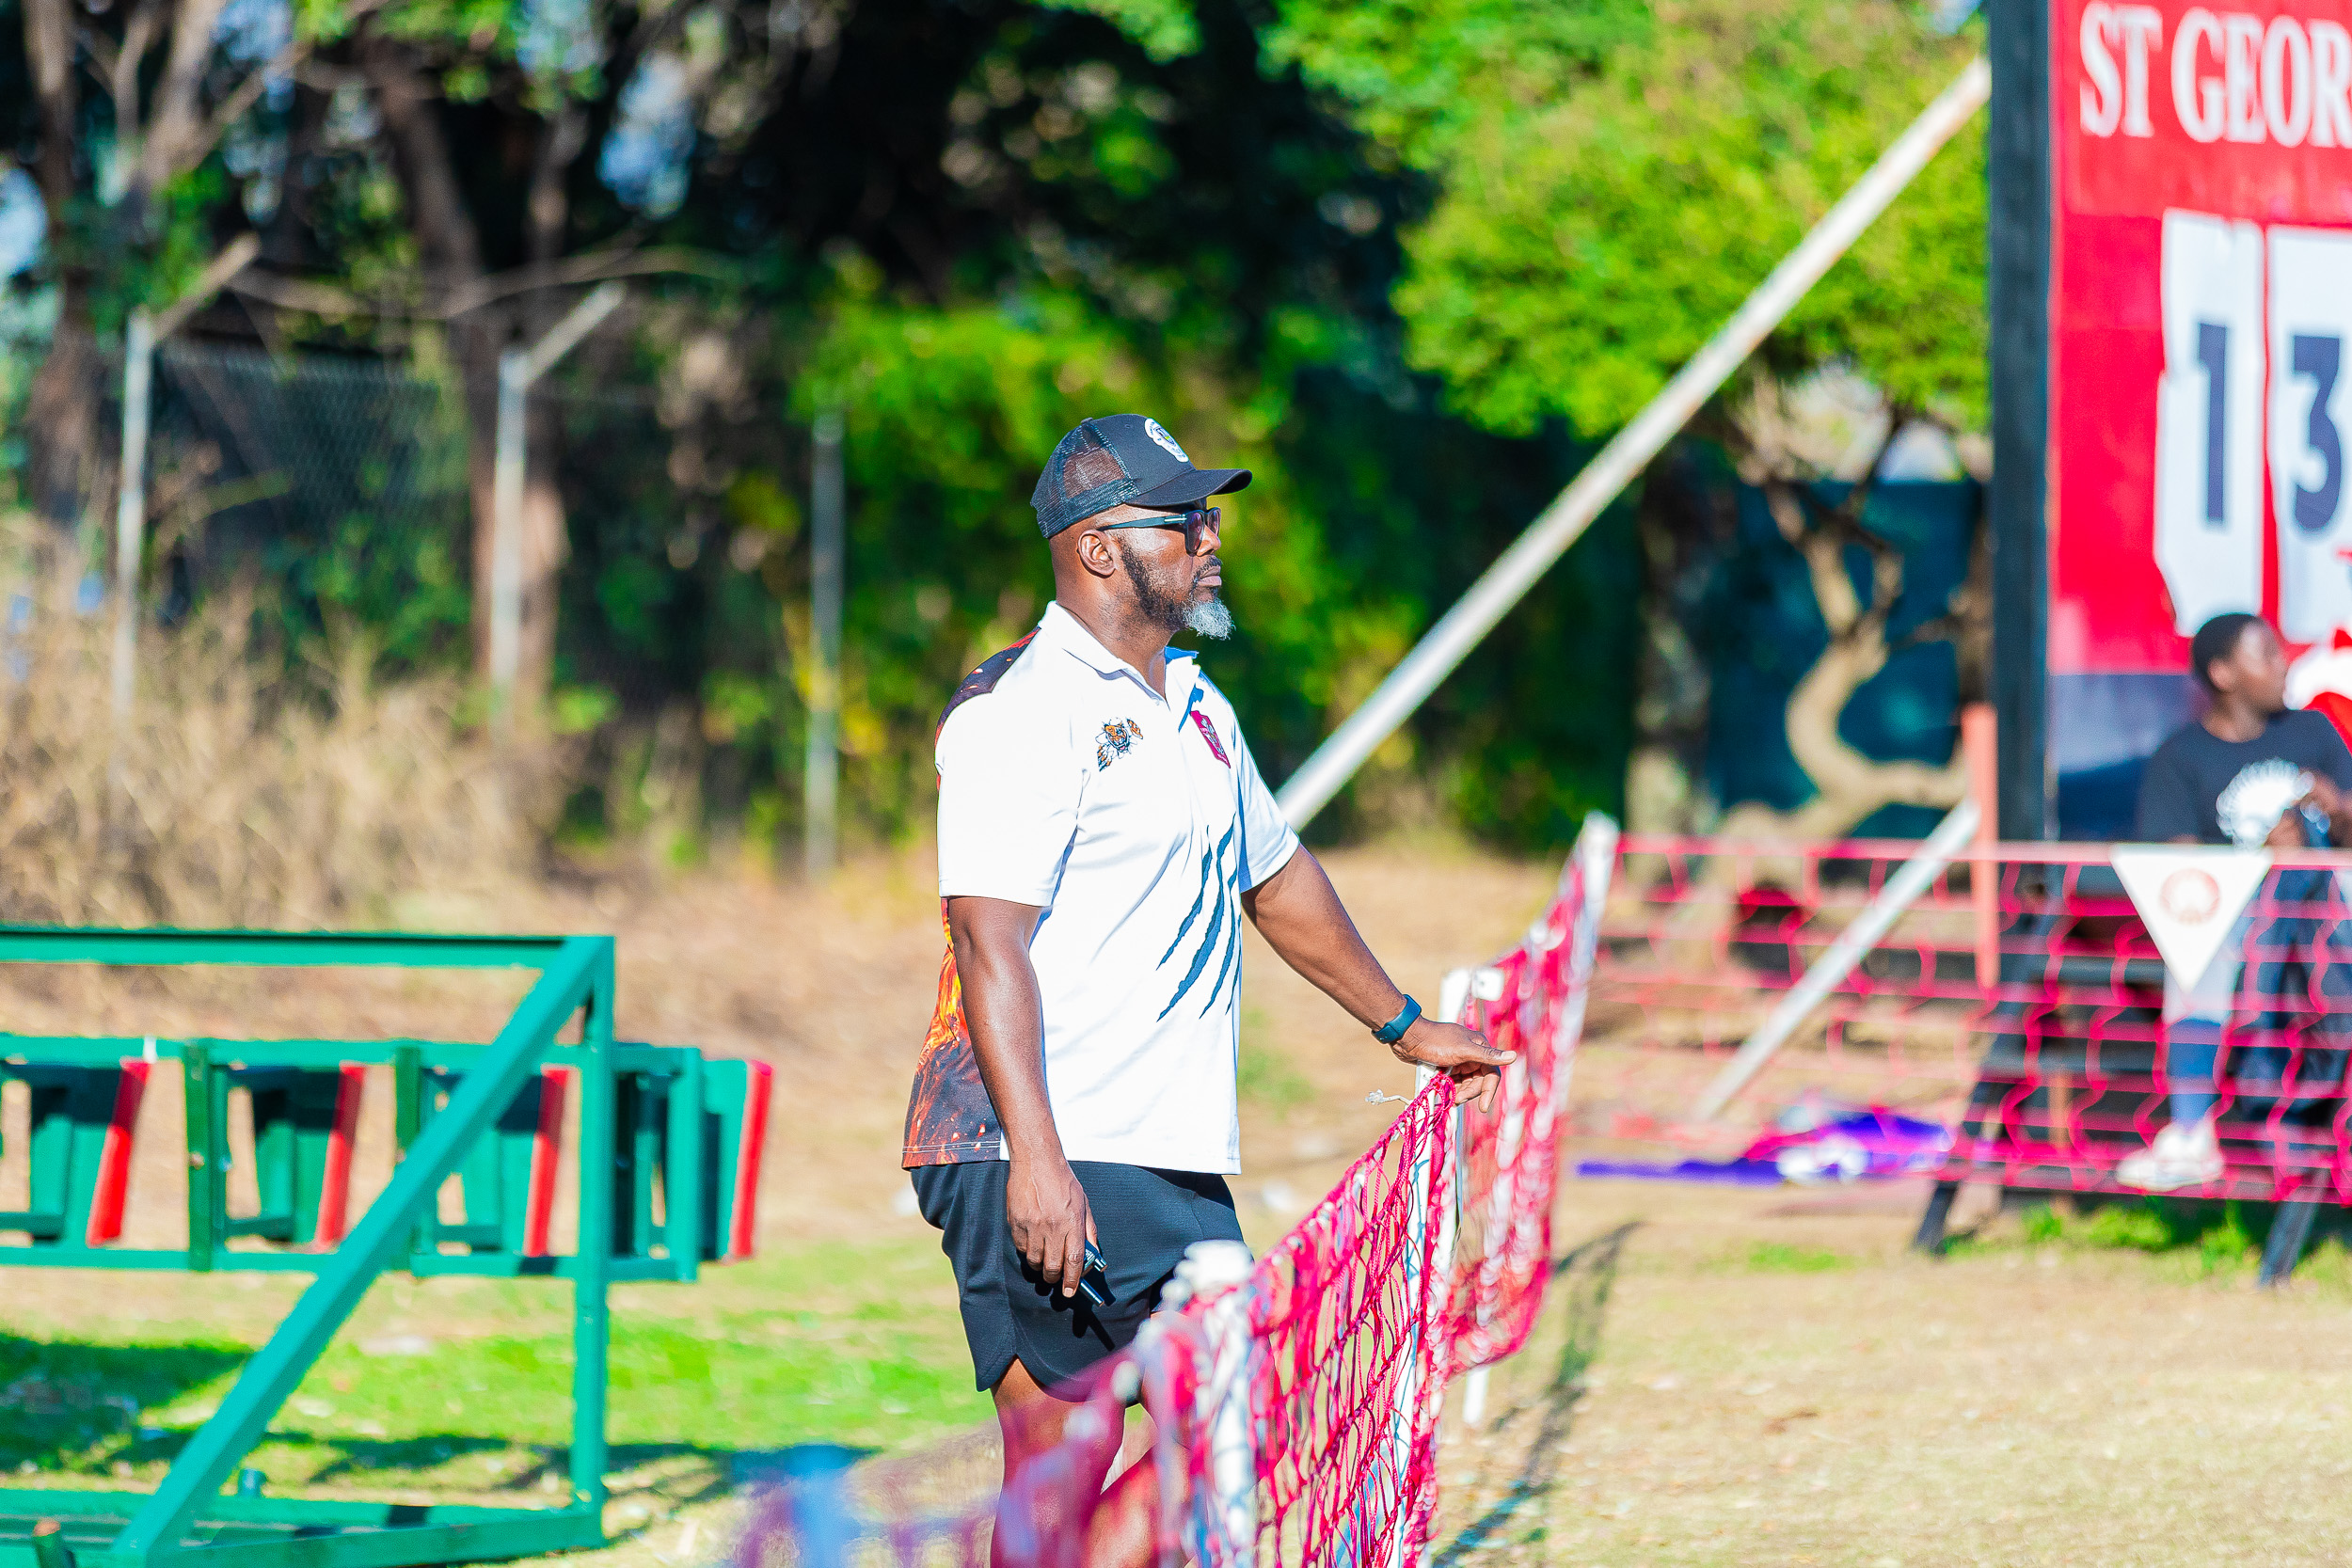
[1097,507,1222,557]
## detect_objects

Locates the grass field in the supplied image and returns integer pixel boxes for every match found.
[0,1240,990,1566]
[8,843,2352,1566]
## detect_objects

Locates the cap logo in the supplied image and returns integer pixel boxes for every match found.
[1142,419,1189,463]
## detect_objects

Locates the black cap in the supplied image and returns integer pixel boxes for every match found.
[1030,415,1251,538]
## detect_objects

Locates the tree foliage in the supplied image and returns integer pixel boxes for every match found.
[1359,0,1988,438]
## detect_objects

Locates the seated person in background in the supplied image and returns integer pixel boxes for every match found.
[2120,611,2352,1191]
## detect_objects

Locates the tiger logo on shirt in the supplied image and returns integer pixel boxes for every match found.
[1095,718,1145,769]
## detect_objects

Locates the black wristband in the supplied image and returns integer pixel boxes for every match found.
[1372,994,1422,1046]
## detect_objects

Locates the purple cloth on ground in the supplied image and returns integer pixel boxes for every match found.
[1575,1102,1952,1187]
[1573,1158,1786,1185]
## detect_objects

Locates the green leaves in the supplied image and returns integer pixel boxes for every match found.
[1040,0,1201,62]
[1333,0,1987,437]
[1267,0,1649,169]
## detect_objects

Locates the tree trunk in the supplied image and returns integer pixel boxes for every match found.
[21,0,96,532]
[510,106,590,712]
[366,30,592,714]
[361,34,514,698]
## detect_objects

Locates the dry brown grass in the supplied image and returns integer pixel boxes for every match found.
[0,592,539,928]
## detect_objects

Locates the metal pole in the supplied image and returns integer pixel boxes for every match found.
[1987,0,2054,839]
[488,282,627,737]
[1688,797,1980,1123]
[490,347,528,737]
[569,946,617,1517]
[99,235,255,746]
[111,307,153,732]
[1275,57,1994,831]
[804,411,845,879]
[1169,1240,1256,1565]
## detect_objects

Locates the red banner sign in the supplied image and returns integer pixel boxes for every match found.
[2062,1,2352,218]
[2051,0,2352,680]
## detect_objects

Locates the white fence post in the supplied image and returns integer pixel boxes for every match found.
[489,346,528,736]
[1553,813,1620,1123]
[108,235,257,743]
[1169,1239,1255,1567]
[111,307,153,737]
[804,409,845,879]
[488,282,626,738]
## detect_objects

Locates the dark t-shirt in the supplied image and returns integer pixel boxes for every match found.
[2135,709,2352,845]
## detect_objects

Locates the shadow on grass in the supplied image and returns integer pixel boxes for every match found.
[1,1333,866,1552]
[1431,1221,1639,1567]
[0,1336,247,1472]
[5,1428,809,1551]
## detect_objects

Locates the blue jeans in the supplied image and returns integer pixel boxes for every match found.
[2165,868,2352,1127]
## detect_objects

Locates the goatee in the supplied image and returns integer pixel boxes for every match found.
[1116,537,1234,641]
[1183,595,1233,640]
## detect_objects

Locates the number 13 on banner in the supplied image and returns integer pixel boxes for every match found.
[2271,227,2352,640]
[2155,211,2352,638]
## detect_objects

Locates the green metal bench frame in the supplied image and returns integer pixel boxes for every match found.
[0,928,742,1568]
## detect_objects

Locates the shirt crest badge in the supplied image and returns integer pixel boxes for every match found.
[1190,709,1231,767]
[1096,718,1145,769]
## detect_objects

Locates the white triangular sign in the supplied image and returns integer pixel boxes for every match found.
[2112,846,2273,990]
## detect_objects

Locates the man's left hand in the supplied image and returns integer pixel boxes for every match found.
[1390,1018,1516,1113]
[2307,774,2352,844]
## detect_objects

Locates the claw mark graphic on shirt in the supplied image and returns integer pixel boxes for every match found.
[1159,846,1214,965]
[1200,885,1244,1017]
[1159,824,1237,1019]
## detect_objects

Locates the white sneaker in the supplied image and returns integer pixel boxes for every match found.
[2115,1120,2223,1192]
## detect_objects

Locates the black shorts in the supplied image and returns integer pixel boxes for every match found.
[910,1159,1247,1393]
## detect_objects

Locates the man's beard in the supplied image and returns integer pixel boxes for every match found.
[1115,538,1234,640]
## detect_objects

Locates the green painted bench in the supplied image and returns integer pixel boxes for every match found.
[0,929,772,1568]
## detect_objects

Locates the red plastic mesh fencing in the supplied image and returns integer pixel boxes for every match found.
[1442,835,1608,1377]
[742,826,1612,1568]
[1584,834,2352,1202]
[1194,1074,1459,1568]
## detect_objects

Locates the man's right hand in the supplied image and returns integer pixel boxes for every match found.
[1392,1017,1516,1113]
[1006,1153,1096,1297]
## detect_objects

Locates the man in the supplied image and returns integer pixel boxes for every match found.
[902,415,1510,1559]
[2119,611,2352,1190]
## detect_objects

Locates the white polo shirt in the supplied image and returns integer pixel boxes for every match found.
[900,602,1299,1174]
